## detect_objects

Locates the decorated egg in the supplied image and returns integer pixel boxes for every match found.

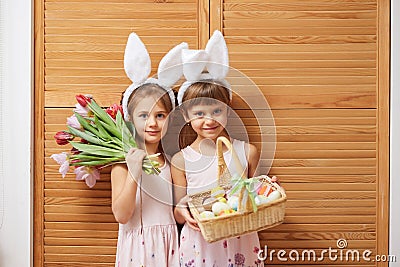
[200,211,215,219]
[212,202,230,215]
[202,197,217,210]
[218,209,236,216]
[217,197,227,203]
[257,184,267,195]
[263,185,273,197]
[267,190,281,202]
[255,195,270,206]
[211,186,225,198]
[252,180,263,193]
[227,196,239,211]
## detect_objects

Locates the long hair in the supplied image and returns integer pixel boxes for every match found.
[179,80,231,148]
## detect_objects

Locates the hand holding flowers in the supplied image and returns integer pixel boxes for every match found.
[51,94,160,188]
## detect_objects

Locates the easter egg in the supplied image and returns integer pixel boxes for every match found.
[202,197,217,210]
[218,209,235,216]
[211,186,225,198]
[255,195,270,206]
[253,180,263,193]
[258,184,268,195]
[200,211,215,219]
[212,202,230,215]
[218,197,227,203]
[263,185,273,197]
[267,190,282,202]
[227,196,239,211]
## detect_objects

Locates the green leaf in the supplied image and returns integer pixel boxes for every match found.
[67,126,120,150]
[70,153,118,161]
[94,116,112,140]
[70,158,117,166]
[110,136,123,147]
[69,141,123,157]
[125,121,136,139]
[114,111,137,152]
[99,120,122,140]
[74,112,99,135]
[67,126,103,145]
[116,111,124,131]
[88,100,115,126]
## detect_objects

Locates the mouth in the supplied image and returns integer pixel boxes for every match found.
[145,130,160,136]
[202,126,219,131]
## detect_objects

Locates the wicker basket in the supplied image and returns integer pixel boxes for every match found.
[187,136,286,243]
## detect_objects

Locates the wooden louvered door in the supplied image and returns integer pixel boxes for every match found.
[212,0,389,266]
[34,0,208,266]
[34,0,389,266]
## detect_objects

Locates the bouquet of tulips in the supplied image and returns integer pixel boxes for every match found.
[51,94,160,188]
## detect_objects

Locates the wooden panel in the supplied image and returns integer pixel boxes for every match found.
[216,0,388,266]
[34,0,45,265]
[35,0,204,266]
[376,0,390,264]
[35,0,389,266]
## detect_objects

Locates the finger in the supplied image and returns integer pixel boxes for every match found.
[182,210,198,226]
[133,149,147,160]
[187,222,201,231]
[127,147,137,156]
[186,216,198,226]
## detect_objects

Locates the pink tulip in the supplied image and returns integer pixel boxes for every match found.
[74,166,100,188]
[50,152,70,178]
[67,114,82,129]
[54,131,74,145]
[73,103,89,117]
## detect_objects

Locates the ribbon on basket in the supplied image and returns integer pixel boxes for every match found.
[229,175,259,213]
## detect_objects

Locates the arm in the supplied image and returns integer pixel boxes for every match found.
[171,152,200,231]
[111,148,146,224]
[246,143,260,178]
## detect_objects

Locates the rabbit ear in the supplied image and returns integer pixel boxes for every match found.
[124,32,151,84]
[205,30,229,80]
[182,49,209,81]
[157,42,189,88]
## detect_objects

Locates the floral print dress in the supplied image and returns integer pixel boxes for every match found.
[179,139,264,267]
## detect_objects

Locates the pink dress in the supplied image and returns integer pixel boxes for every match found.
[115,162,179,267]
[179,139,263,267]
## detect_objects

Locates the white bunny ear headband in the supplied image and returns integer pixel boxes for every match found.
[177,30,231,106]
[122,32,188,120]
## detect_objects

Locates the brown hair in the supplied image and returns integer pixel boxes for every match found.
[179,80,231,148]
[126,83,173,118]
[122,83,174,152]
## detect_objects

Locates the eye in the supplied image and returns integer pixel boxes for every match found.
[213,108,222,115]
[138,113,148,119]
[156,113,166,119]
[194,111,204,117]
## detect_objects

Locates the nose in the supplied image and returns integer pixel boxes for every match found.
[146,115,157,127]
[204,116,215,124]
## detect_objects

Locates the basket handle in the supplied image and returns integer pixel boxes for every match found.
[216,137,246,185]
[216,137,253,213]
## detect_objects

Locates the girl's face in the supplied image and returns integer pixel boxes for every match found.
[186,102,228,140]
[131,97,169,145]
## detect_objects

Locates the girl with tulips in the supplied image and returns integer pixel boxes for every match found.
[110,33,187,267]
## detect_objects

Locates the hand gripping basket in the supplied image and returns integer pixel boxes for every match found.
[187,136,286,243]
